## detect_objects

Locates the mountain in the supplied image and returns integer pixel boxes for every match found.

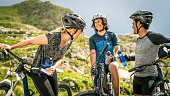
[0,0,73,31]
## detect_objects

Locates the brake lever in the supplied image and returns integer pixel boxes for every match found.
[3,48,8,55]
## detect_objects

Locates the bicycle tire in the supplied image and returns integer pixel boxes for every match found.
[152,80,170,96]
[164,80,170,95]
[0,82,12,96]
[58,83,72,96]
[75,90,99,96]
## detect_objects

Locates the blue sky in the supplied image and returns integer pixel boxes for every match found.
[0,0,170,37]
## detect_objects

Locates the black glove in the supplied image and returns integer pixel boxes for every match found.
[158,46,168,58]
[124,55,135,61]
[91,68,97,75]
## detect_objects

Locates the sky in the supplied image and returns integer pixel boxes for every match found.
[0,0,170,37]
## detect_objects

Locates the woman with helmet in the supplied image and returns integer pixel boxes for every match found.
[125,10,170,96]
[0,13,86,96]
[89,13,120,96]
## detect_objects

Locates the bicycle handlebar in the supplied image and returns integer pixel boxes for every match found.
[128,52,170,72]
[2,49,52,75]
[96,43,109,64]
[128,56,170,72]
[3,49,34,67]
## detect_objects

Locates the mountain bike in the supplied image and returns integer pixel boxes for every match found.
[0,49,72,96]
[128,56,170,96]
[75,43,114,96]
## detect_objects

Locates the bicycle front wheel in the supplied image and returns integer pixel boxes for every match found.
[164,80,170,95]
[0,82,12,96]
[75,90,98,96]
[58,83,72,96]
[153,79,170,96]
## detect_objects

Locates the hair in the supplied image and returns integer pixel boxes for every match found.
[51,27,66,33]
[135,19,150,30]
[91,18,109,31]
[141,23,150,30]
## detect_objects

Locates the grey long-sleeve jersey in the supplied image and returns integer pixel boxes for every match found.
[134,31,170,77]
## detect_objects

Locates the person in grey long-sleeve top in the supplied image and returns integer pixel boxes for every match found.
[126,10,170,96]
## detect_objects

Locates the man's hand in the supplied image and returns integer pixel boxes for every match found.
[91,68,97,76]
[105,57,112,63]
[158,46,168,59]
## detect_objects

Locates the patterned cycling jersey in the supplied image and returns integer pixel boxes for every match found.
[135,31,170,77]
[89,31,119,63]
[33,32,72,67]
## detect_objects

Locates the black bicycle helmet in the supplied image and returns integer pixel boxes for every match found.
[129,10,153,25]
[62,13,86,30]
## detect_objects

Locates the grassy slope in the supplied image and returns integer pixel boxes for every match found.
[0,0,73,31]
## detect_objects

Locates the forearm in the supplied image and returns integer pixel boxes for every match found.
[11,40,32,50]
[90,49,96,68]
[90,54,96,67]
[114,45,120,55]
[53,59,63,69]
[52,55,65,69]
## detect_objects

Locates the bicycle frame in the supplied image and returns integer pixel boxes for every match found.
[151,62,169,94]
[96,63,113,96]
[97,63,105,96]
[129,58,170,95]
[0,49,72,96]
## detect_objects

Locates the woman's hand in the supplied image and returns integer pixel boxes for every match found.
[44,66,56,76]
[0,43,12,50]
[45,67,53,73]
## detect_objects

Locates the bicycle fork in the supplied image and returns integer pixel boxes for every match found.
[99,63,105,96]
[0,70,21,96]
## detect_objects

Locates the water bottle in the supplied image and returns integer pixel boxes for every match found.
[118,50,127,67]
[42,58,53,75]
[105,51,112,65]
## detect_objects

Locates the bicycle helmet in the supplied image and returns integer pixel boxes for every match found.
[130,10,153,34]
[62,13,86,30]
[92,13,106,21]
[129,10,153,25]
[62,13,86,40]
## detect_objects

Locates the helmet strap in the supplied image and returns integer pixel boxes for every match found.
[66,29,78,40]
[135,21,142,34]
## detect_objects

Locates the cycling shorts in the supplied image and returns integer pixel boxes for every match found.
[133,76,156,95]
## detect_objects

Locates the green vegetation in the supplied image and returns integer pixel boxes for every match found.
[0,0,73,31]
